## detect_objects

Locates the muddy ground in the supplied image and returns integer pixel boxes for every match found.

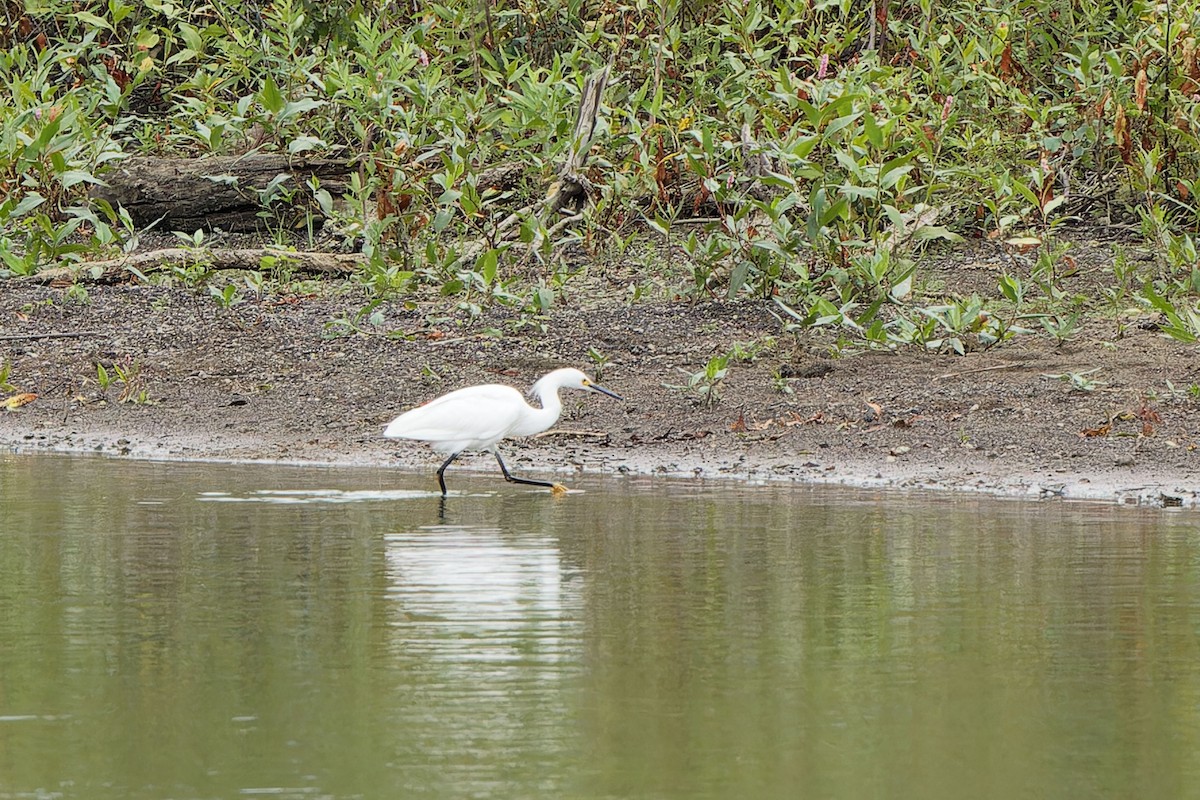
[1,239,1199,508]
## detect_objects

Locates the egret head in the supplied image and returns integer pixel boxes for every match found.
[535,367,623,401]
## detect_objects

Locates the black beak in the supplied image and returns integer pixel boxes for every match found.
[590,383,623,401]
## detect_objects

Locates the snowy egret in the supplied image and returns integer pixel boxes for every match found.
[384,367,622,495]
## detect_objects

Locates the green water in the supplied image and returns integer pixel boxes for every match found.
[1,454,1199,799]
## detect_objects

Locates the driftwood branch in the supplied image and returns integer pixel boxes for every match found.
[0,331,102,342]
[453,63,613,270]
[23,248,366,285]
[546,63,611,216]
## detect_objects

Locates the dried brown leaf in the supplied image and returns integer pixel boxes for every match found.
[1135,67,1149,111]
[1114,105,1133,165]
[1,393,37,410]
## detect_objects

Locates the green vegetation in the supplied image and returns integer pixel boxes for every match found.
[95,358,150,403]
[4,0,1200,349]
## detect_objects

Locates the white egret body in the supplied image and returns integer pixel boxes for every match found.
[384,367,621,495]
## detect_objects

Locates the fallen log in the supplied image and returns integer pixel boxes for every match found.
[24,248,365,285]
[92,154,356,233]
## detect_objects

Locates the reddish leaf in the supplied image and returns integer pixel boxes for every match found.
[1136,400,1162,436]
[998,42,1013,78]
[1079,423,1111,438]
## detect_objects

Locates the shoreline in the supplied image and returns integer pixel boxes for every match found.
[2,281,1198,512]
[5,425,1195,509]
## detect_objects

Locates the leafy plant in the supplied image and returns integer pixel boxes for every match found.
[95,358,150,403]
[1042,369,1106,393]
[1040,311,1083,346]
[586,347,611,382]
[667,352,730,406]
[208,282,245,309]
[1140,282,1200,343]
[6,0,1200,363]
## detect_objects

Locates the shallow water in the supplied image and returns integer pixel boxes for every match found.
[2,453,1198,799]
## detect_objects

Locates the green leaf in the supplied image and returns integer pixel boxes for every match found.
[279,98,324,121]
[478,248,498,285]
[166,48,198,66]
[59,170,102,189]
[912,225,962,242]
[840,185,879,201]
[1010,178,1041,209]
[864,112,883,148]
[4,192,46,218]
[728,260,751,297]
[1139,280,1175,316]
[258,78,285,115]
[879,159,915,190]
[177,21,203,52]
[824,111,863,139]
[431,207,455,233]
[1041,195,1067,216]
[890,272,913,301]
[857,293,887,326]
[74,11,113,30]
[998,274,1022,304]
[646,216,670,238]
[287,136,325,154]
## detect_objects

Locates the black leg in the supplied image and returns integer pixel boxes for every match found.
[493,450,558,489]
[436,452,461,496]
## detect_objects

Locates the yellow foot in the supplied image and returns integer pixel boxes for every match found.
[550,483,569,496]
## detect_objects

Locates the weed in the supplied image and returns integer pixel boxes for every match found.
[771,368,795,396]
[1042,369,1106,393]
[1163,380,1200,401]
[209,283,246,309]
[1040,311,1082,346]
[728,338,775,362]
[65,283,90,305]
[586,347,611,382]
[325,299,394,338]
[96,359,151,403]
[666,352,730,406]
[1140,282,1200,343]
